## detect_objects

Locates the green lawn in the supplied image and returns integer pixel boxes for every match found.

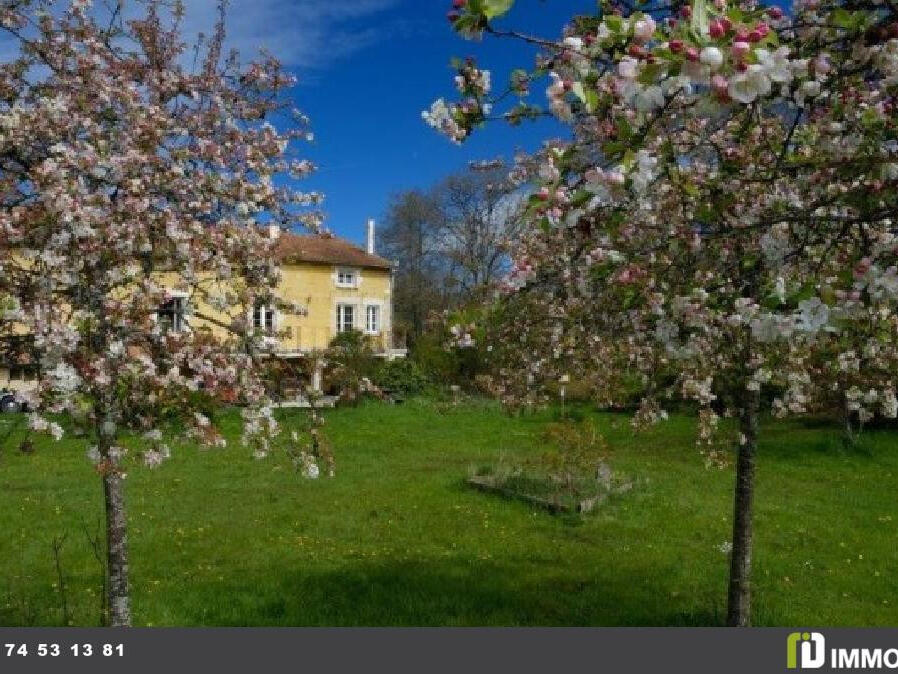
[0,399,896,626]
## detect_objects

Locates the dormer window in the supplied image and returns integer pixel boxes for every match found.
[336,267,359,288]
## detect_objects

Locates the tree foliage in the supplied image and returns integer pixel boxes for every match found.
[0,0,319,624]
[428,0,898,625]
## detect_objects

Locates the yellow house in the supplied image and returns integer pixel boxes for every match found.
[0,222,402,401]
[268,223,399,357]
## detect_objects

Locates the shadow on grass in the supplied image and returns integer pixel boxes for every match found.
[170,559,725,627]
[758,423,882,462]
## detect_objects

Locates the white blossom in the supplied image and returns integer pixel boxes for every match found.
[700,47,724,70]
[756,47,793,83]
[728,65,772,104]
[796,297,830,333]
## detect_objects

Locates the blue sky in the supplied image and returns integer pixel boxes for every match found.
[194,0,594,247]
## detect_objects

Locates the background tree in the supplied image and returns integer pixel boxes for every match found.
[382,162,523,348]
[0,0,319,625]
[381,189,445,346]
[435,162,525,298]
[428,0,898,625]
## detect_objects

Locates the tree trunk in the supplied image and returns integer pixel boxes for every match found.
[726,387,760,627]
[102,462,132,627]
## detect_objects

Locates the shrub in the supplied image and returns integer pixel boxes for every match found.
[325,330,379,403]
[409,332,457,381]
[373,358,429,396]
[410,329,490,390]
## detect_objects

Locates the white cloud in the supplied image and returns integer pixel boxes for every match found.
[175,0,403,69]
[0,0,402,70]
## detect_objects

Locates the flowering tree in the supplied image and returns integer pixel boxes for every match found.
[0,0,320,625]
[427,0,898,625]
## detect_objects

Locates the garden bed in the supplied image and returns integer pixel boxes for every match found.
[466,465,633,515]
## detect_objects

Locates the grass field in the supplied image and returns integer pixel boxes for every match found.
[0,398,896,626]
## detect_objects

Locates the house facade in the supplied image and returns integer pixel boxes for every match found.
[270,225,398,356]
[0,222,401,396]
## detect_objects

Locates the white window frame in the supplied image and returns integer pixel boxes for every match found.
[156,292,189,333]
[365,304,381,335]
[335,267,360,289]
[253,303,276,333]
[336,303,356,333]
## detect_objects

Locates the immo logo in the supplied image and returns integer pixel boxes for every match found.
[787,632,898,670]
[788,632,826,669]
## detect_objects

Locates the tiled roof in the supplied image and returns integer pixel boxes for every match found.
[273,232,393,270]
